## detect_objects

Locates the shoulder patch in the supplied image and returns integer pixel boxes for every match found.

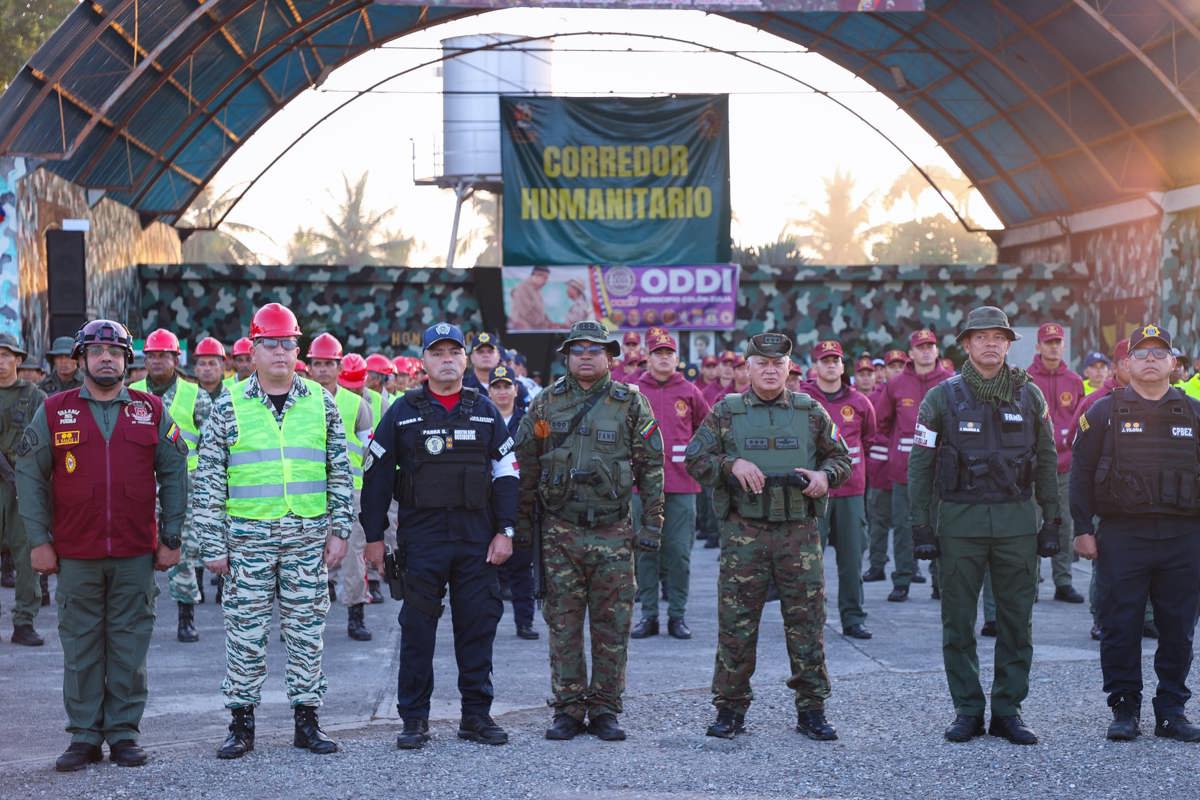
[1078,414,1089,432]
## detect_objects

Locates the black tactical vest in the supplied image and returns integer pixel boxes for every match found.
[395,386,492,511]
[934,376,1038,504]
[1094,387,1200,517]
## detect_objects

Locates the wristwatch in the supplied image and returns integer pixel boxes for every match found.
[500,526,515,539]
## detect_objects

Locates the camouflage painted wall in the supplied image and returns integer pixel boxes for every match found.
[0,157,29,338]
[15,168,181,358]
[138,263,482,356]
[1161,207,1200,355]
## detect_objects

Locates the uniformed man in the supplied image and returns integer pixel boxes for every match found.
[0,333,47,645]
[1071,323,1200,742]
[364,353,396,403]
[361,322,518,750]
[685,332,851,741]
[230,337,254,383]
[126,354,147,386]
[465,331,530,410]
[804,340,877,640]
[514,320,665,742]
[336,351,386,604]
[194,337,229,402]
[908,306,1059,746]
[862,349,905,583]
[38,336,82,396]
[17,320,187,770]
[194,303,351,759]
[307,332,375,642]
[1081,352,1111,396]
[18,356,44,385]
[130,328,212,641]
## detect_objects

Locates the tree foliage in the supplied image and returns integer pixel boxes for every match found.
[787,168,883,264]
[285,172,417,266]
[871,214,996,264]
[0,1,76,95]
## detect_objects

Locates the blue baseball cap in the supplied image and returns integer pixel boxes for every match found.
[421,322,466,351]
[1083,351,1110,367]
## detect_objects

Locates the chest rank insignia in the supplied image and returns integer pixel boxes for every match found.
[958,421,983,434]
[1120,421,1144,434]
[65,452,78,474]
[425,435,445,455]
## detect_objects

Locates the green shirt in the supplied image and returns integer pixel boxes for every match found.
[908,374,1059,537]
[14,384,189,549]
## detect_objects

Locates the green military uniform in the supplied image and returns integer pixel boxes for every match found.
[131,375,211,606]
[15,384,188,748]
[908,308,1059,731]
[192,373,353,709]
[514,321,665,730]
[38,336,82,397]
[0,335,47,637]
[684,334,852,732]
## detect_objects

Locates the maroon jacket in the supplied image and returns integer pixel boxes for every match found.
[1075,376,1119,424]
[699,378,734,408]
[866,384,891,490]
[1027,355,1084,473]
[636,371,711,493]
[611,359,643,385]
[803,382,877,497]
[45,388,162,559]
[874,362,954,486]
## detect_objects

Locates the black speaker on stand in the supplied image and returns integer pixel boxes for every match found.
[45,229,86,341]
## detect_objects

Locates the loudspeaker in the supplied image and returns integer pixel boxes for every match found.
[46,229,86,340]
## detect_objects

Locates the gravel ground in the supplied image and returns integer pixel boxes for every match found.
[8,655,1196,800]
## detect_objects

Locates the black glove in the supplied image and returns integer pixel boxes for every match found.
[912,523,939,560]
[1036,519,1061,558]
[637,526,662,553]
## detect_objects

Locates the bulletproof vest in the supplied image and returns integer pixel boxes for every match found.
[934,376,1037,504]
[1094,387,1200,517]
[536,377,637,525]
[720,392,818,522]
[396,386,492,511]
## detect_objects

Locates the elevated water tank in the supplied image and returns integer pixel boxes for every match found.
[441,34,553,180]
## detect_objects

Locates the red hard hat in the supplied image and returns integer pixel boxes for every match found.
[144,328,181,354]
[307,332,343,361]
[249,302,301,339]
[365,353,394,375]
[295,359,308,374]
[232,337,253,356]
[392,356,408,375]
[194,337,226,358]
[339,352,367,390]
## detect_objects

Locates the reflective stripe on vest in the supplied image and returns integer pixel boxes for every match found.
[131,377,201,470]
[227,379,328,519]
[334,387,365,489]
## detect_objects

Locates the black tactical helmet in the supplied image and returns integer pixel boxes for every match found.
[73,319,134,360]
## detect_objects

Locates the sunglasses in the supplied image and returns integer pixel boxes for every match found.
[256,337,299,351]
[1129,347,1171,361]
[569,344,608,356]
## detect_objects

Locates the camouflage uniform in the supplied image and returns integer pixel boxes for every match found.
[137,376,211,605]
[38,371,83,397]
[515,367,665,724]
[685,344,851,718]
[0,375,46,629]
[193,374,353,708]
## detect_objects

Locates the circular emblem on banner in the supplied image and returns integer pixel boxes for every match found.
[425,436,445,455]
[604,266,636,298]
[65,452,77,474]
[841,405,855,421]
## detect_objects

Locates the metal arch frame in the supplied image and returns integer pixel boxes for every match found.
[751,5,1051,223]
[78,0,379,188]
[202,29,986,233]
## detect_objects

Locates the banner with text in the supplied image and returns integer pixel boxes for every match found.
[501,95,731,266]
[504,263,739,333]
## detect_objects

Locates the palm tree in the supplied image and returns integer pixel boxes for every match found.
[883,164,975,217]
[456,191,500,266]
[789,169,882,264]
[179,185,272,264]
[284,172,419,266]
[732,228,807,265]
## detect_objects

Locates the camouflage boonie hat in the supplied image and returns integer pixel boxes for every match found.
[559,320,619,357]
[744,332,793,359]
[46,336,75,356]
[957,305,1020,342]
[0,333,27,358]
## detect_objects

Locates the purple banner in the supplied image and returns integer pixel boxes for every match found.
[504,264,739,333]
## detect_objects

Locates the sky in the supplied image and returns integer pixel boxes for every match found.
[200,8,1001,265]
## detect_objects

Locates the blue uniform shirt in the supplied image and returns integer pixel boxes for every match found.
[360,385,519,544]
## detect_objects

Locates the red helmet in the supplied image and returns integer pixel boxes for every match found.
[249,303,301,339]
[232,337,253,357]
[339,353,367,389]
[307,332,343,361]
[194,337,226,358]
[365,353,394,375]
[295,359,309,374]
[144,328,181,354]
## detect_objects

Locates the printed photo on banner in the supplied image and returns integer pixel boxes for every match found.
[504,264,739,334]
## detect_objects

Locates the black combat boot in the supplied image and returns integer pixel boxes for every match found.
[544,713,586,741]
[795,709,838,741]
[587,713,626,741]
[630,617,659,639]
[55,741,102,772]
[12,623,44,646]
[944,714,985,742]
[396,718,430,749]
[1155,714,1200,742]
[195,567,206,603]
[458,714,508,745]
[109,740,148,767]
[1106,695,1140,741]
[217,706,255,759]
[706,708,746,739]
[177,603,199,643]
[347,603,372,641]
[293,705,338,754]
[368,579,384,604]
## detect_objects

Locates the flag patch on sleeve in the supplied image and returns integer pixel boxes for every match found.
[639,420,659,440]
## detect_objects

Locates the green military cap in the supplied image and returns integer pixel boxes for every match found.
[744,331,793,359]
[46,336,76,356]
[0,333,28,358]
[559,320,619,357]
[957,305,1020,342]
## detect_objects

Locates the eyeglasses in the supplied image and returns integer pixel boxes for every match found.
[85,345,126,358]
[255,337,299,351]
[1130,347,1171,361]
[569,344,608,356]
